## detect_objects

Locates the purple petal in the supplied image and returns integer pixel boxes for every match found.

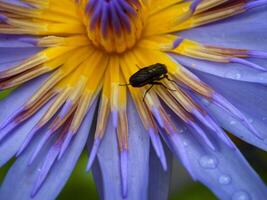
[0,47,41,64]
[162,115,267,199]
[148,128,168,171]
[86,137,101,171]
[57,131,74,160]
[0,101,97,199]
[148,144,172,200]
[176,6,267,84]
[120,150,128,198]
[180,6,267,49]
[0,35,37,48]
[0,102,52,168]
[192,70,267,151]
[0,0,30,7]
[0,75,48,125]
[0,47,41,73]
[175,55,267,85]
[92,97,150,200]
[0,76,49,167]
[31,144,60,197]
[28,131,53,165]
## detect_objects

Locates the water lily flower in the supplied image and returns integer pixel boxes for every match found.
[0,0,267,199]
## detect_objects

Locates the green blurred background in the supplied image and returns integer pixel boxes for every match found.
[1,91,267,200]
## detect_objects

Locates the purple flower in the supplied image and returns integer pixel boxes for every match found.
[0,0,267,199]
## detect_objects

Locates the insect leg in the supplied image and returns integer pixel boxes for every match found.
[153,82,176,92]
[143,84,154,101]
[164,74,177,84]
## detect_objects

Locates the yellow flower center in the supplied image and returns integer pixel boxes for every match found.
[80,1,145,53]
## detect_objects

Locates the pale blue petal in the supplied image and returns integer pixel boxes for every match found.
[0,47,41,73]
[0,102,51,167]
[162,116,267,199]
[0,101,97,200]
[0,47,41,64]
[176,6,267,84]
[192,70,267,151]
[92,97,150,200]
[148,145,172,200]
[1,0,30,7]
[0,35,37,48]
[0,75,48,123]
[175,56,267,85]
[181,6,267,49]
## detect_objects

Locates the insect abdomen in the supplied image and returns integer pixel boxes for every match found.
[129,63,168,87]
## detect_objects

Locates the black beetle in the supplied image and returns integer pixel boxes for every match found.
[121,63,176,100]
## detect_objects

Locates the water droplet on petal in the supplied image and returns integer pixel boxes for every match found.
[230,120,237,125]
[218,174,232,185]
[224,70,242,80]
[232,190,251,200]
[178,129,184,133]
[202,99,211,106]
[183,139,189,147]
[258,75,265,81]
[235,74,241,79]
[178,126,187,133]
[199,155,218,169]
